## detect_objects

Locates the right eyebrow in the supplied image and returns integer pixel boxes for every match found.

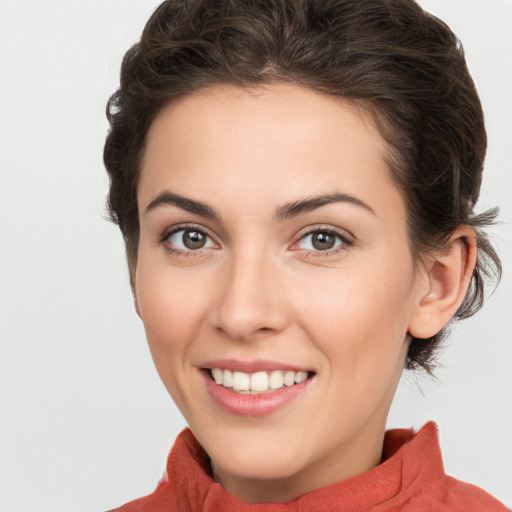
[144,191,220,219]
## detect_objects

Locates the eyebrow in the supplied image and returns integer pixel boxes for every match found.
[144,190,375,221]
[145,191,219,219]
[273,192,375,221]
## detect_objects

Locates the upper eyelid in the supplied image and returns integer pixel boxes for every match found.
[287,227,354,258]
[160,223,214,240]
[158,223,353,252]
[294,225,354,242]
[159,225,219,257]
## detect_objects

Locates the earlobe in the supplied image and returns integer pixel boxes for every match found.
[408,227,477,339]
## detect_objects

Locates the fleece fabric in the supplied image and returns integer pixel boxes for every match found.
[110,422,508,511]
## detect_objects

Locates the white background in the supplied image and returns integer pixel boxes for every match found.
[0,1,510,510]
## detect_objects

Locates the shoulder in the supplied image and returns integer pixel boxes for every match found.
[385,422,509,512]
[434,475,510,512]
[106,429,210,512]
[106,479,178,512]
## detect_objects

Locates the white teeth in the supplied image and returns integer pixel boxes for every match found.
[250,371,269,392]
[269,370,284,389]
[210,368,310,393]
[212,368,223,385]
[283,370,295,386]
[232,371,250,391]
[295,371,308,384]
[223,369,233,388]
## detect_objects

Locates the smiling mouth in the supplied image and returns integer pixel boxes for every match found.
[208,368,313,394]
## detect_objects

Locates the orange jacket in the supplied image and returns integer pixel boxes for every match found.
[111,422,508,511]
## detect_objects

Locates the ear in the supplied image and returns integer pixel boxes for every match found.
[408,227,477,339]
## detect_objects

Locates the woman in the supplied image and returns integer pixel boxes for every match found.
[104,0,507,509]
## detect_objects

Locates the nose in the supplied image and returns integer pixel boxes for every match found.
[210,251,289,341]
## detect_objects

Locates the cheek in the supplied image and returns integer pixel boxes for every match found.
[134,259,215,413]
[293,259,416,368]
[135,257,209,357]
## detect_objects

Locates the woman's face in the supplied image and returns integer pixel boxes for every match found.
[135,84,428,502]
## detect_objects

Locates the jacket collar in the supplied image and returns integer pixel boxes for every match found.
[164,422,444,511]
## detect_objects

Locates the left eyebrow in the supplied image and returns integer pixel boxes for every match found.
[273,192,375,222]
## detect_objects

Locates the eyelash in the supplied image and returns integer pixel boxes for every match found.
[158,223,217,259]
[158,224,353,259]
[292,226,353,258]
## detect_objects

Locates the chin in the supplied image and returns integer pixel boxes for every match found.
[193,420,310,481]
[217,448,303,481]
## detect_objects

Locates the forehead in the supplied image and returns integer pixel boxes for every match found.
[138,83,405,223]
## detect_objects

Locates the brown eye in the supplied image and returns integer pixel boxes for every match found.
[165,228,216,252]
[311,232,336,250]
[183,230,206,249]
[296,229,351,254]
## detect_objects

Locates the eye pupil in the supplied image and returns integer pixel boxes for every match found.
[312,232,335,250]
[183,230,206,249]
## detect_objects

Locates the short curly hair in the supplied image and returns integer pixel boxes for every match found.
[104,0,501,372]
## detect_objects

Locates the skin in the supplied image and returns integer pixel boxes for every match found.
[134,83,475,503]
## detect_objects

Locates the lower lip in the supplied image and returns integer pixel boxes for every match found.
[202,371,312,417]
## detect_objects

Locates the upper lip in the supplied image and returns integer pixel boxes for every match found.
[200,359,313,374]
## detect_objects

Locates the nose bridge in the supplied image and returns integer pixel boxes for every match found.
[212,245,287,340]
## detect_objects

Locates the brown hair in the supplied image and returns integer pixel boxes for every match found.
[104,0,501,372]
